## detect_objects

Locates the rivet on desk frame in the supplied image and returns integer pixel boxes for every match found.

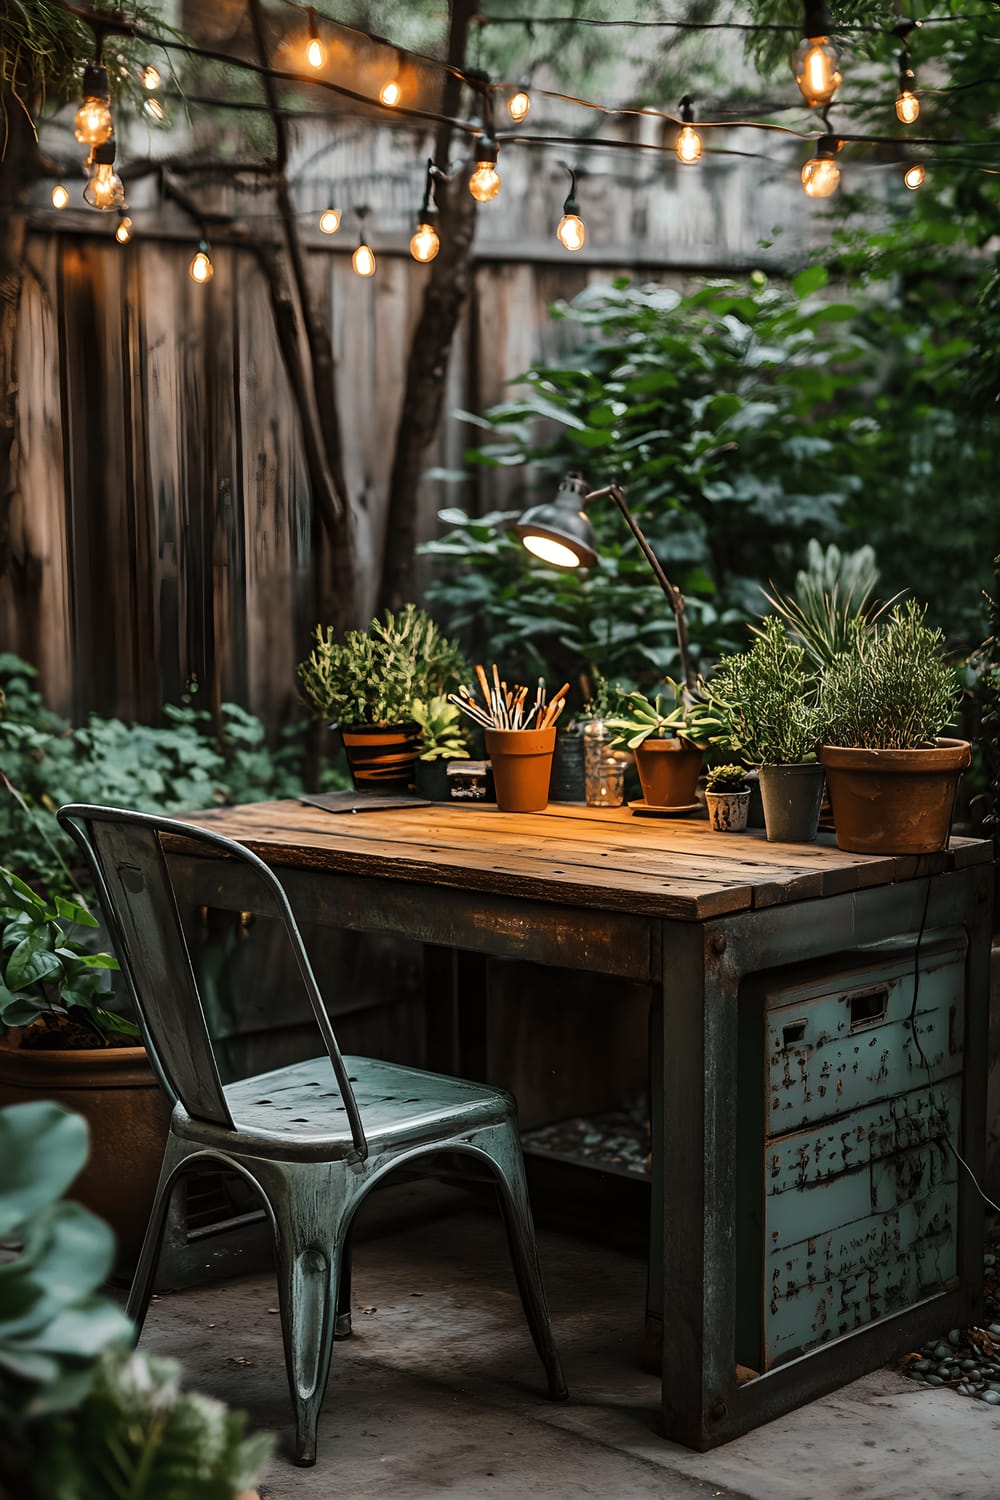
[709,933,727,955]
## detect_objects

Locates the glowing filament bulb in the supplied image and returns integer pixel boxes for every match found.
[319,208,341,234]
[676,125,703,164]
[143,97,166,124]
[189,243,214,283]
[306,36,326,68]
[792,36,842,108]
[904,162,926,190]
[83,162,126,210]
[469,160,501,203]
[141,64,161,89]
[410,222,440,263]
[74,96,113,146]
[115,214,133,244]
[557,214,585,252]
[380,78,401,107]
[508,88,531,123]
[801,154,840,198]
[51,184,70,209]
[353,242,376,277]
[896,89,920,124]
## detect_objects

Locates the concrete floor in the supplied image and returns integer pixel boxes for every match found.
[143,1181,1000,1500]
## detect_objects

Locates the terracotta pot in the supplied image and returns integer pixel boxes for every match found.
[705,789,751,832]
[484,727,556,812]
[818,737,972,855]
[339,722,420,790]
[632,739,702,808]
[757,762,824,843]
[0,1039,171,1273]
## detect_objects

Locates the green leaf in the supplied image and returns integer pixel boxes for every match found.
[5,936,62,990]
[0,1104,90,1237]
[54,896,99,928]
[791,264,829,298]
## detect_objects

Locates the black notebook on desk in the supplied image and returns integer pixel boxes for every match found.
[298,791,430,814]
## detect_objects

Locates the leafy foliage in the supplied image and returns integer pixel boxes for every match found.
[411,696,469,761]
[604,678,725,751]
[759,539,900,669]
[706,617,823,765]
[297,605,467,726]
[705,763,748,793]
[820,600,962,750]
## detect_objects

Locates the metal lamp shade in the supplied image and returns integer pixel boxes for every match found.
[513,475,598,569]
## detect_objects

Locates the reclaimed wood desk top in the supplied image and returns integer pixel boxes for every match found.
[182,800,992,924]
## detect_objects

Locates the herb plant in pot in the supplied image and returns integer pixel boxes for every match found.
[704,764,751,833]
[707,618,825,843]
[605,678,723,811]
[297,605,466,790]
[0,869,171,1271]
[818,600,970,854]
[412,695,470,801]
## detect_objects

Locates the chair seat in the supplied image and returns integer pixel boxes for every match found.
[173,1055,514,1158]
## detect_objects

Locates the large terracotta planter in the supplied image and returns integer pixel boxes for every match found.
[818,737,972,854]
[632,738,702,809]
[0,1039,171,1272]
[485,726,556,812]
[339,721,420,790]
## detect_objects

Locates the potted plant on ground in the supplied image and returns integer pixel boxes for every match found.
[818,599,970,854]
[706,617,825,843]
[0,868,171,1271]
[297,604,467,790]
[412,695,471,800]
[605,679,724,810]
[704,764,751,832]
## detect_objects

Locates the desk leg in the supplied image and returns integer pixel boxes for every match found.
[642,988,663,1371]
[423,946,488,1080]
[659,920,739,1449]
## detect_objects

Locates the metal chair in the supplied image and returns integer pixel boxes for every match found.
[57,803,567,1466]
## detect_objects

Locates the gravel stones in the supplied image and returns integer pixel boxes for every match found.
[899,1246,1000,1406]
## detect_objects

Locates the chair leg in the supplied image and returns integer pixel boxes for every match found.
[479,1123,568,1401]
[260,1166,354,1467]
[126,1131,194,1335]
[335,1226,353,1339]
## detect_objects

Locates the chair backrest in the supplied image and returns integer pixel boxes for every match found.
[57,803,368,1161]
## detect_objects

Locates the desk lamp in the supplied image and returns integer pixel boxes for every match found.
[512,472,695,690]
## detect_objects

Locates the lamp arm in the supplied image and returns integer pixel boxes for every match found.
[594,484,695,691]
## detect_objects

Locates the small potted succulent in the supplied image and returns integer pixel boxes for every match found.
[704,763,751,832]
[605,678,724,810]
[818,599,970,854]
[297,605,467,790]
[412,694,471,801]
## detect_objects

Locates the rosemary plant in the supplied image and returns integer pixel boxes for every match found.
[707,617,822,765]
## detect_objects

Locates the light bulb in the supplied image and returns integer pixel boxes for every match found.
[557,213,585,252]
[904,162,926,190]
[306,36,326,68]
[508,88,531,123]
[410,222,440,262]
[523,535,581,568]
[319,208,341,234]
[143,96,167,125]
[676,124,703,164]
[896,89,920,124]
[353,242,376,277]
[189,245,214,283]
[469,161,501,203]
[74,96,113,147]
[792,36,842,108]
[83,162,126,210]
[51,184,70,209]
[801,155,840,198]
[380,79,401,107]
[115,214,133,244]
[141,63,161,89]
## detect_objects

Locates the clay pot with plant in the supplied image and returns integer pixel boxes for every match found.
[297,604,467,791]
[704,764,751,832]
[411,694,470,800]
[0,868,171,1270]
[818,599,971,854]
[605,678,724,810]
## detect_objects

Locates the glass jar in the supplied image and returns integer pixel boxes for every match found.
[582,719,626,808]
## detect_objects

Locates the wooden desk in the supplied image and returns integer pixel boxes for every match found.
[175,799,994,1448]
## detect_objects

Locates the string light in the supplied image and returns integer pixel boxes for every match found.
[140,63,161,89]
[904,161,926,189]
[83,141,126,210]
[508,82,531,123]
[51,184,70,209]
[801,134,841,198]
[379,50,403,107]
[74,62,114,146]
[556,167,585,252]
[115,211,133,244]
[319,206,341,234]
[469,135,501,203]
[306,8,326,69]
[791,0,842,109]
[352,207,376,276]
[189,238,214,283]
[675,96,703,165]
[895,45,919,124]
[143,96,167,125]
[409,159,441,263]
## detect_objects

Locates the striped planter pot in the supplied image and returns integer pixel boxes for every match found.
[339,722,421,790]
